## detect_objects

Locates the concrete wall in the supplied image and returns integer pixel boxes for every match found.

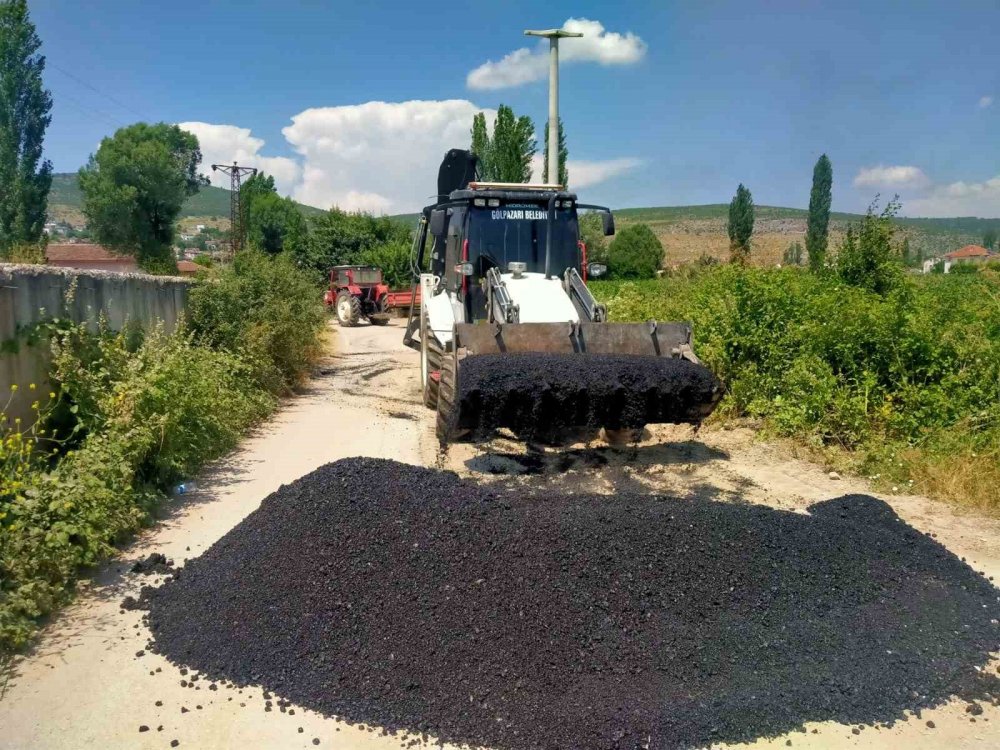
[0,263,191,425]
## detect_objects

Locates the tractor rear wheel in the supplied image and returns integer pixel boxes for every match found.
[336,292,361,327]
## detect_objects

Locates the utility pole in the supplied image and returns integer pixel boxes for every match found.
[524,27,582,188]
[211,161,257,254]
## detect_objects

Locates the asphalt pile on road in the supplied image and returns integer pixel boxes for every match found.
[446,353,722,443]
[141,458,1000,750]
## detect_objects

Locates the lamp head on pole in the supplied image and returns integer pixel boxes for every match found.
[524,28,584,39]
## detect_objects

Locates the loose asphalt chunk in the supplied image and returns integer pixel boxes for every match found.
[140,458,1000,750]
[130,552,174,575]
[448,353,722,442]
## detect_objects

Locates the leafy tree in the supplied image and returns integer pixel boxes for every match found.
[900,236,911,266]
[783,241,804,266]
[983,228,998,250]
[836,197,903,295]
[470,112,492,181]
[608,223,663,279]
[78,123,206,272]
[579,212,609,265]
[469,105,535,182]
[240,172,307,257]
[806,154,832,271]
[240,172,276,211]
[0,0,53,253]
[246,192,307,257]
[542,117,568,186]
[357,241,413,288]
[306,208,411,278]
[727,183,754,265]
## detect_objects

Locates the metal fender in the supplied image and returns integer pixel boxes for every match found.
[420,274,455,347]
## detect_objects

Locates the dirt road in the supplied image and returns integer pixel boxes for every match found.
[2,319,998,749]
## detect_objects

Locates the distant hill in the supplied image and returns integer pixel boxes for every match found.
[48,173,325,226]
[610,205,1000,265]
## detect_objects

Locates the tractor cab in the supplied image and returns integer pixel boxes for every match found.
[329,265,383,288]
[426,185,613,325]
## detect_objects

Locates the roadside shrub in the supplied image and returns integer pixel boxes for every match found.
[608,224,663,279]
[949,263,979,275]
[592,267,1000,509]
[0,326,271,650]
[186,250,326,392]
[1,250,328,651]
[836,199,904,295]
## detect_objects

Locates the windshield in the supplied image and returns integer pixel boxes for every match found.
[466,205,580,275]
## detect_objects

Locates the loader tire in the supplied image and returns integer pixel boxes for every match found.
[336,292,361,327]
[422,336,443,410]
[436,349,457,445]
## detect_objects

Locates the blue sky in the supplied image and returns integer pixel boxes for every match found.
[30,0,1000,216]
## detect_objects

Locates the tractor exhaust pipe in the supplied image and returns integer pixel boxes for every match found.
[544,192,556,280]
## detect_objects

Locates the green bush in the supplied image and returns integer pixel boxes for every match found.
[1,250,326,651]
[593,267,1000,508]
[608,224,663,279]
[949,263,980,275]
[186,250,326,393]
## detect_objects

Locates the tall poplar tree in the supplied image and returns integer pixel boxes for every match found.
[542,117,568,186]
[727,183,754,265]
[469,105,535,183]
[806,154,832,271]
[470,112,491,181]
[0,0,53,252]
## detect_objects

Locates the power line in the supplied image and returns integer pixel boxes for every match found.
[56,89,123,128]
[48,61,151,121]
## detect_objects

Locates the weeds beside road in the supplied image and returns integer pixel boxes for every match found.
[593,267,1000,511]
[0,251,325,652]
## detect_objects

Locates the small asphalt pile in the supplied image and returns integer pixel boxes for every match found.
[140,458,1000,750]
[447,353,722,443]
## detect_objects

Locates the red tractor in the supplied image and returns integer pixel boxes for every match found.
[323,265,392,327]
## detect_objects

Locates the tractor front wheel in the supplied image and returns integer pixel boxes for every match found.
[422,334,443,409]
[336,292,361,327]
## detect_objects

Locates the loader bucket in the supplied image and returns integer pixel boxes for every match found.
[436,321,723,445]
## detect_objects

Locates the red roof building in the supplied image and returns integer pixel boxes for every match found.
[45,244,139,273]
[944,245,993,262]
[175,260,207,276]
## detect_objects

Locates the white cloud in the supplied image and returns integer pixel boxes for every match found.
[467,18,646,90]
[979,95,994,109]
[181,102,642,214]
[282,100,493,213]
[853,165,930,189]
[529,154,642,187]
[178,122,301,195]
[904,175,1000,217]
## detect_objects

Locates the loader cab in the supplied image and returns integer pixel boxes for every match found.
[429,190,583,322]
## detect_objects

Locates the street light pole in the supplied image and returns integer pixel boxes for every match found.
[524,28,582,187]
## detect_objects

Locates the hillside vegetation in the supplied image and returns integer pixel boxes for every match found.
[47,172,325,226]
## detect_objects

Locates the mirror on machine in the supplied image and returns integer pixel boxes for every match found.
[429,209,447,236]
[601,211,615,236]
[587,263,608,278]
